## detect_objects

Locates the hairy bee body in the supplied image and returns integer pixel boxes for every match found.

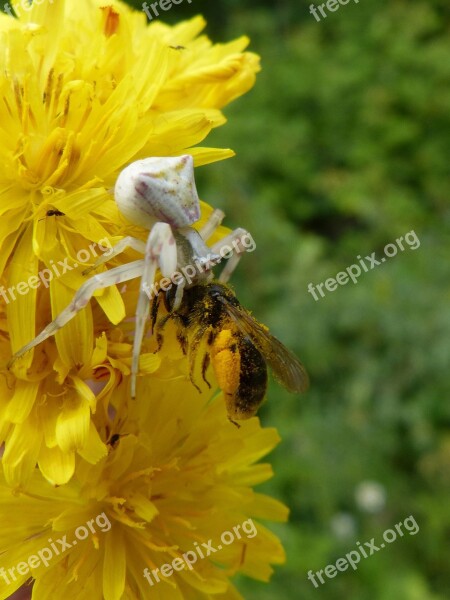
[152,282,308,423]
[211,328,268,421]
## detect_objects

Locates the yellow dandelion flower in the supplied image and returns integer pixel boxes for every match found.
[0,302,164,486]
[0,0,260,483]
[0,377,287,600]
[0,0,259,359]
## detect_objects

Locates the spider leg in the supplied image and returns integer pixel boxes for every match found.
[131,222,176,399]
[210,228,252,283]
[82,236,146,275]
[8,260,146,367]
[171,279,186,312]
[218,252,241,283]
[198,208,225,241]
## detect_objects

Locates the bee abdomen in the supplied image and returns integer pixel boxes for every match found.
[234,338,267,418]
[211,329,241,396]
[212,331,267,421]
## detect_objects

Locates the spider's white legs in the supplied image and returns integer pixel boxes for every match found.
[8,260,146,367]
[198,208,225,241]
[131,223,177,399]
[218,253,242,283]
[82,236,146,276]
[210,228,252,283]
[171,278,186,312]
[210,228,249,254]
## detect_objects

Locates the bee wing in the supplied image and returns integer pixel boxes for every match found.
[221,300,309,393]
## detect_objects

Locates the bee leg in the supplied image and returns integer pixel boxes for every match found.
[156,332,164,352]
[238,544,247,567]
[153,314,171,352]
[150,292,162,334]
[153,312,187,354]
[187,327,207,393]
[176,328,188,355]
[201,352,211,388]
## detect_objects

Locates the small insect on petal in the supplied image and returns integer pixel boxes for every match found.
[114,155,201,230]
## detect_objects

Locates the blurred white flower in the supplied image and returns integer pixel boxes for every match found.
[355,480,387,513]
[330,512,357,540]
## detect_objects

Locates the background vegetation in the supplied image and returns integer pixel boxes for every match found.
[129,1,450,598]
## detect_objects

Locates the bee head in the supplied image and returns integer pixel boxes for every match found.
[207,283,239,306]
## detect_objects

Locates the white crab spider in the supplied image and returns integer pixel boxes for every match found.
[9,155,251,398]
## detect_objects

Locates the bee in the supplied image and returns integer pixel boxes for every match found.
[151,282,309,424]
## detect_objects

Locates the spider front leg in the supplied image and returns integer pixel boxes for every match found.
[8,260,146,367]
[131,222,177,399]
[210,228,254,283]
[82,236,146,276]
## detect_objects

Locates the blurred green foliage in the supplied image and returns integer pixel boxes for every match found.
[127,0,450,598]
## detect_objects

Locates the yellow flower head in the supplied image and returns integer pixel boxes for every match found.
[0,0,260,484]
[0,0,259,359]
[0,378,287,600]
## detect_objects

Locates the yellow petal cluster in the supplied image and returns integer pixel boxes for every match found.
[0,2,288,598]
[0,0,259,484]
[0,377,287,600]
